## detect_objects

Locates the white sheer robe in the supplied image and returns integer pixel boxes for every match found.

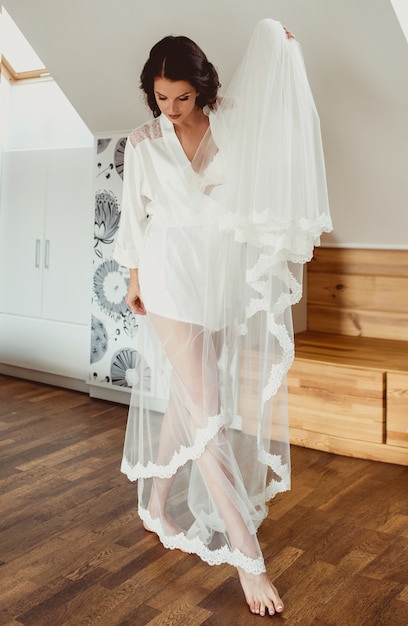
[113,19,332,575]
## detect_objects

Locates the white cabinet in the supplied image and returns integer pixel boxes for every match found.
[0,146,94,381]
[0,150,48,317]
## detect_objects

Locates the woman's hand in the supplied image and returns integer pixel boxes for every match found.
[283,26,296,40]
[126,268,146,315]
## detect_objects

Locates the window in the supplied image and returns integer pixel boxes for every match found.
[1,7,50,81]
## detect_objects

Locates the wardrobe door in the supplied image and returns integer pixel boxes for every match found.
[0,150,48,317]
[42,147,94,324]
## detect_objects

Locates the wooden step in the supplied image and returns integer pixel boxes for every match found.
[294,331,408,373]
[287,331,408,464]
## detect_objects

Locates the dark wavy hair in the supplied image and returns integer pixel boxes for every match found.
[140,36,220,117]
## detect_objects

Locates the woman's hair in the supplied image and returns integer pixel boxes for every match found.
[140,36,221,117]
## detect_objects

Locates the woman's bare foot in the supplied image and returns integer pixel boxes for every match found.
[238,569,284,617]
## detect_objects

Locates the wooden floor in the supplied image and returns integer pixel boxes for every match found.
[1,375,407,626]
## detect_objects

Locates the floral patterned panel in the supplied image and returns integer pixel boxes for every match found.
[89,134,158,398]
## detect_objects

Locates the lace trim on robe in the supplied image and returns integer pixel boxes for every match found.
[129,117,163,148]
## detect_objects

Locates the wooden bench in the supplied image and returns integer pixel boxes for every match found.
[288,247,408,465]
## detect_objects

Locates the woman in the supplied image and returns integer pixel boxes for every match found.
[113,19,331,617]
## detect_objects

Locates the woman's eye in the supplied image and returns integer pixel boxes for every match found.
[179,97,189,101]
[157,96,167,101]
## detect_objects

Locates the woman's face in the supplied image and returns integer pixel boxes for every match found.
[153,77,200,125]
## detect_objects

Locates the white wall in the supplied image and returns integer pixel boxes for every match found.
[7,79,93,150]
[0,65,11,149]
[270,0,408,250]
[3,0,407,252]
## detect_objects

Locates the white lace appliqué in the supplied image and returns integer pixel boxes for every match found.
[121,412,225,481]
[139,508,267,575]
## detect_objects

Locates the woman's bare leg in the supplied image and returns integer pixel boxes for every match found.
[196,435,284,616]
[144,390,183,536]
[145,315,216,531]
[148,313,284,616]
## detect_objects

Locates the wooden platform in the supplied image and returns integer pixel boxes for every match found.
[306,247,408,341]
[1,375,408,626]
[288,248,408,465]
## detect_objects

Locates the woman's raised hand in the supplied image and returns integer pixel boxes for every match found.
[283,26,296,40]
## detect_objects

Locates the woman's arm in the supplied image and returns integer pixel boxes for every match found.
[113,136,148,269]
[113,135,148,315]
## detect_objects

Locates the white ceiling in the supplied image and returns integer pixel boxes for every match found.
[2,0,408,247]
[4,0,303,133]
[3,0,405,134]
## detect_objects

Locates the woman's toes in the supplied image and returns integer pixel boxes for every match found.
[267,603,275,616]
[250,600,259,614]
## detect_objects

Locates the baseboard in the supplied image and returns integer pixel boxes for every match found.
[89,384,131,406]
[89,384,167,411]
[0,363,89,393]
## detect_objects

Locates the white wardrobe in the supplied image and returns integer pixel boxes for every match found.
[0,147,94,382]
[0,78,94,388]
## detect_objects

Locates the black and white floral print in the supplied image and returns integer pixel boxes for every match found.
[93,259,128,321]
[94,190,121,258]
[90,315,108,363]
[111,348,151,390]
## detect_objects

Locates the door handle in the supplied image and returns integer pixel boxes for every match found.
[44,239,50,269]
[35,239,41,268]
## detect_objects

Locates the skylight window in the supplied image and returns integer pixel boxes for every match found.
[1,6,49,78]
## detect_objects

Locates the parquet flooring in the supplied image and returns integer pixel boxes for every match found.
[0,374,407,625]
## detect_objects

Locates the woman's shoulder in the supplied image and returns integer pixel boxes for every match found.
[128,116,163,148]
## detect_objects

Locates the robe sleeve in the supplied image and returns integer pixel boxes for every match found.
[112,137,148,268]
